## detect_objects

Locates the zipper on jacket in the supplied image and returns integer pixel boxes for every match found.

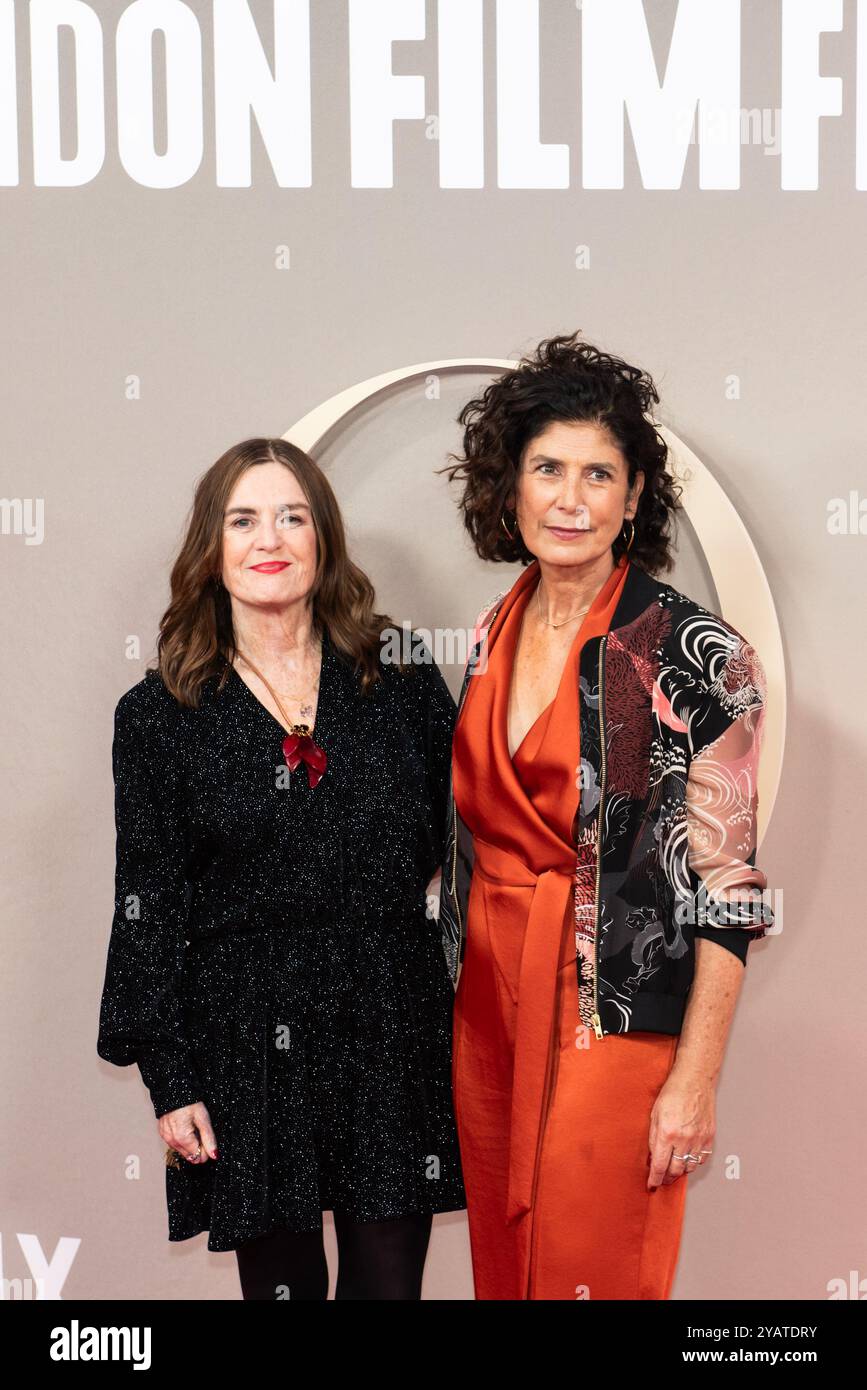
[591,636,607,1040]
[450,795,464,989]
[449,640,479,993]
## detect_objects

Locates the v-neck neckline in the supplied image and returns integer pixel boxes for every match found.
[508,576,585,764]
[510,698,553,763]
[227,629,329,741]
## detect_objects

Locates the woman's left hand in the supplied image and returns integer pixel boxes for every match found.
[646,1066,716,1190]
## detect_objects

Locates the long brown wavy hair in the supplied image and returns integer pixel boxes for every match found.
[155,437,402,706]
[439,331,683,574]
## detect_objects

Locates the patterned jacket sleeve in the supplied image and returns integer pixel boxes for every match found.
[96,681,204,1119]
[684,633,775,965]
[466,590,509,675]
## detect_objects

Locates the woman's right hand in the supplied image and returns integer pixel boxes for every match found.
[158,1101,218,1164]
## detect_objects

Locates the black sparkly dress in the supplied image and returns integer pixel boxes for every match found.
[96,628,467,1251]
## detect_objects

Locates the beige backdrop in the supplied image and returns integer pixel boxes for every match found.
[1,0,864,1300]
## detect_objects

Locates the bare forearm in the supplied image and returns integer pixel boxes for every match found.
[671,938,745,1084]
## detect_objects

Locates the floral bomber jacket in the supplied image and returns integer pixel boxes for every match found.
[438,559,776,1038]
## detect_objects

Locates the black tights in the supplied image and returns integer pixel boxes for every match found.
[234,1210,433,1300]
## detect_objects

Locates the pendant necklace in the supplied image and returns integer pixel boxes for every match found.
[234,642,328,789]
[535,583,592,629]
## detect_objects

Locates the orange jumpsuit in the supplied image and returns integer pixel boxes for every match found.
[451,556,689,1300]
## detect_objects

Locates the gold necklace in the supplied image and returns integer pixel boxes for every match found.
[535,582,592,630]
[235,640,322,732]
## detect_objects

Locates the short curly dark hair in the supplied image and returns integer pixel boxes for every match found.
[439,331,683,574]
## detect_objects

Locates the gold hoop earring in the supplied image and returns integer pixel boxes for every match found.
[501,510,517,541]
[621,517,635,552]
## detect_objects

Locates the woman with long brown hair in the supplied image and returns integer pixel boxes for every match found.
[97,437,465,1299]
[438,333,775,1299]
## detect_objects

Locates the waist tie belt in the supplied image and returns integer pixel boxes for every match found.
[472,838,575,1226]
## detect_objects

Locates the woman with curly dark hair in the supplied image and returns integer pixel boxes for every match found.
[438,333,775,1300]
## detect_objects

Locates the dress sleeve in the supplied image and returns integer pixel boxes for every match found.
[96,682,204,1119]
[393,637,458,899]
[416,643,458,884]
[684,640,775,966]
[422,653,458,878]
